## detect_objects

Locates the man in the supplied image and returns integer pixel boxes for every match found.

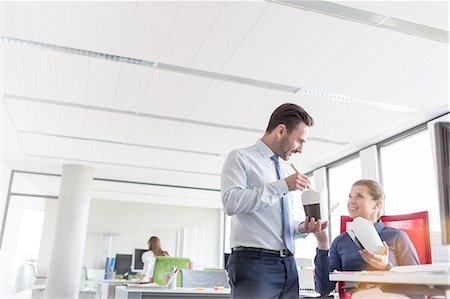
[221,103,327,299]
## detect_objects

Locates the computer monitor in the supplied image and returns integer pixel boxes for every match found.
[115,254,132,275]
[134,248,147,270]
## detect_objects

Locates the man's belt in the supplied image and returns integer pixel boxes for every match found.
[232,246,292,257]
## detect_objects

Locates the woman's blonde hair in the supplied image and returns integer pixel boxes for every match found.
[352,179,385,218]
[148,236,169,257]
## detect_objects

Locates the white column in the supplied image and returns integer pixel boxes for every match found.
[46,164,94,299]
[360,145,379,181]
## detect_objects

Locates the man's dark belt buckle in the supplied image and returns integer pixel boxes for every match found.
[279,250,286,257]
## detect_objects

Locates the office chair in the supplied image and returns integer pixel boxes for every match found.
[152,257,190,287]
[337,211,432,299]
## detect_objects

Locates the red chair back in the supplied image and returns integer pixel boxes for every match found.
[337,211,431,298]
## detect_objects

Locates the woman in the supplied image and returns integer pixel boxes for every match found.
[136,236,169,283]
[313,179,420,296]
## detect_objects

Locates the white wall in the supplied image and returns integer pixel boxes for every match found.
[81,199,221,270]
[0,166,46,298]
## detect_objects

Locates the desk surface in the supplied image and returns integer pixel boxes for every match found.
[115,286,230,299]
[329,271,450,286]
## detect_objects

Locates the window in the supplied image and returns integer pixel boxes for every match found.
[328,157,362,240]
[380,130,439,231]
[380,129,450,262]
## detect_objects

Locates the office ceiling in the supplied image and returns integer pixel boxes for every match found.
[1,1,449,208]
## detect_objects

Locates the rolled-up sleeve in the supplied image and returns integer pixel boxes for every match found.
[221,150,288,216]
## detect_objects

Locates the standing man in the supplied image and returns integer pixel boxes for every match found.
[221,103,327,299]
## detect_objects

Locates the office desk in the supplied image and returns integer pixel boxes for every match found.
[329,271,450,298]
[115,286,230,299]
[97,280,130,299]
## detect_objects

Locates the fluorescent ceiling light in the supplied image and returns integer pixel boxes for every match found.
[296,88,418,113]
[6,94,348,145]
[271,0,449,43]
[1,36,418,113]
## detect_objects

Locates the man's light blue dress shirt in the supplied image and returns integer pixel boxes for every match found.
[221,139,307,252]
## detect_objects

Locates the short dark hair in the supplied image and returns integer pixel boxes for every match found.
[266,103,314,133]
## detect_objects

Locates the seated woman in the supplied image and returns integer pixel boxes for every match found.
[313,179,420,297]
[136,236,169,283]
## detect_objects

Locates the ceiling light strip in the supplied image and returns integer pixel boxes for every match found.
[0,36,156,67]
[28,154,221,177]
[20,130,225,157]
[157,63,299,93]
[2,37,417,114]
[296,89,417,113]
[272,0,449,44]
[6,94,348,145]
[0,36,297,93]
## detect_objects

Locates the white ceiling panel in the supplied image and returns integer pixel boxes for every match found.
[250,8,341,83]
[280,19,375,87]
[135,147,187,170]
[304,27,407,91]
[27,156,69,176]
[126,116,160,145]
[126,1,181,61]
[2,44,59,100]
[186,126,240,155]
[6,99,89,138]
[318,107,406,143]
[54,51,89,104]
[3,98,40,132]
[1,99,30,171]
[159,1,226,66]
[393,1,448,30]
[183,155,225,174]
[139,70,213,118]
[139,69,186,114]
[20,133,85,159]
[113,64,155,112]
[187,80,261,123]
[156,171,220,190]
[385,63,449,109]
[6,1,135,55]
[333,35,447,103]
[144,120,205,150]
[82,141,143,166]
[220,2,306,77]
[104,113,137,142]
[163,151,202,171]
[83,109,112,141]
[86,59,123,108]
[55,105,87,137]
[90,163,119,180]
[232,90,295,128]
[1,1,15,37]
[343,1,449,30]
[190,1,269,72]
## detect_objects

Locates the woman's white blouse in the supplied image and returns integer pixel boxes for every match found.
[141,250,156,281]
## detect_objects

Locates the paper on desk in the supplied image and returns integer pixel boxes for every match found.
[125,283,163,288]
[389,263,450,273]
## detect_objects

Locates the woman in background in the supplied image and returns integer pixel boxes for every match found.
[313,179,420,297]
[136,236,169,283]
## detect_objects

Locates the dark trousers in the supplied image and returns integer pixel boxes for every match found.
[226,250,299,299]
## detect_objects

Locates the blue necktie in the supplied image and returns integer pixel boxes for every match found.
[271,155,294,254]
